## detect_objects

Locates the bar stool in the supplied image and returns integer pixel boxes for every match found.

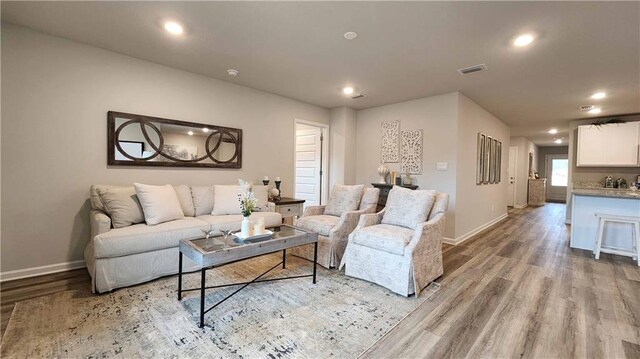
[594,213,640,266]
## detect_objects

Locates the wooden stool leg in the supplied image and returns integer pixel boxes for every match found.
[594,217,605,260]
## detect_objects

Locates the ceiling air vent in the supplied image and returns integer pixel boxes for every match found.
[579,105,596,111]
[457,64,487,75]
[351,93,367,100]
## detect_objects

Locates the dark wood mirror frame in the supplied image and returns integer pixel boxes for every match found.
[107,111,242,168]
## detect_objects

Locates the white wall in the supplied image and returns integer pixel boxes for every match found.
[329,106,357,188]
[509,136,539,207]
[456,94,510,240]
[355,93,459,237]
[1,24,330,273]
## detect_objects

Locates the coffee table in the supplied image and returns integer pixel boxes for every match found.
[177,225,318,327]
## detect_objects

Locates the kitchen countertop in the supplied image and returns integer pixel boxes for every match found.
[572,188,640,199]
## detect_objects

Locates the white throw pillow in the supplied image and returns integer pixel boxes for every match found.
[212,185,243,215]
[252,185,269,211]
[324,184,365,217]
[190,186,214,216]
[134,183,185,225]
[381,187,436,230]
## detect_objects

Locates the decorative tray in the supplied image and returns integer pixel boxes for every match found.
[233,230,274,242]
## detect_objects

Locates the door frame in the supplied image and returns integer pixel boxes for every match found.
[545,153,569,202]
[293,119,330,205]
[508,146,518,207]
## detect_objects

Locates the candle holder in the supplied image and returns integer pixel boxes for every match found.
[272,180,282,201]
[262,180,270,186]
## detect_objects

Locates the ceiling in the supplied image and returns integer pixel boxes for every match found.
[2,1,639,146]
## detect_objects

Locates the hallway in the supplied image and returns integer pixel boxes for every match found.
[365,203,640,358]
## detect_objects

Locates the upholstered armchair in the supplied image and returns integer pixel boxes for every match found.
[339,187,449,297]
[290,186,380,269]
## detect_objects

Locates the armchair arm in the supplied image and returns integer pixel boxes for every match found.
[90,209,112,240]
[406,212,445,253]
[302,205,326,217]
[354,209,385,231]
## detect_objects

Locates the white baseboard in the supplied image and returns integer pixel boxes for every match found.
[443,213,509,246]
[0,260,86,282]
[514,204,528,209]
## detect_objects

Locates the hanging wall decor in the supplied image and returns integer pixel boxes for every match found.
[476,132,502,185]
[401,129,423,174]
[380,120,400,163]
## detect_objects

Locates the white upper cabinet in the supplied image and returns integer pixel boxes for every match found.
[577,122,640,167]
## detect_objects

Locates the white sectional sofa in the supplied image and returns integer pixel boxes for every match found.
[85,184,282,293]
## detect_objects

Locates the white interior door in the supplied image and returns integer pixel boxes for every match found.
[295,123,324,207]
[546,154,568,202]
[507,147,517,207]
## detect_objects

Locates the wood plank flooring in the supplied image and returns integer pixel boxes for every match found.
[363,203,640,358]
[1,204,639,358]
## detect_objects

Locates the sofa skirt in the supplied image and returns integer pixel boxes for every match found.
[87,245,200,294]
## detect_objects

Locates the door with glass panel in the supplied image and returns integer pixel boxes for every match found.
[545,154,568,202]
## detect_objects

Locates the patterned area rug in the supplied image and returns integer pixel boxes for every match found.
[1,254,439,358]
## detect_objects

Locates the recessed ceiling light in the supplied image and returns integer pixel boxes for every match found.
[554,139,562,144]
[591,92,606,99]
[227,69,239,76]
[342,86,354,95]
[343,32,358,40]
[513,34,535,47]
[202,128,210,133]
[548,128,558,134]
[164,21,184,35]
[588,107,602,114]
[187,130,194,136]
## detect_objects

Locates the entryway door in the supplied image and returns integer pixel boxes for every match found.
[507,147,517,207]
[545,154,568,202]
[294,120,329,208]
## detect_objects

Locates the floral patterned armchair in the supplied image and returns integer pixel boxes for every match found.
[339,187,449,297]
[290,186,380,269]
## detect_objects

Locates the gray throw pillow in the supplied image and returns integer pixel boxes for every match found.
[381,187,436,230]
[97,187,145,228]
[324,184,365,217]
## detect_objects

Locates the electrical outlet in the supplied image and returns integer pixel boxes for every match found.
[436,162,448,171]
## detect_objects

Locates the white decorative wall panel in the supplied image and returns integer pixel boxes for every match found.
[381,120,400,163]
[401,129,422,174]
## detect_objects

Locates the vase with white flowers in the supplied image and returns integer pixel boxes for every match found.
[238,179,257,236]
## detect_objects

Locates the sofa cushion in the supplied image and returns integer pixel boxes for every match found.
[382,187,436,230]
[173,185,195,217]
[428,192,449,221]
[352,224,414,256]
[324,184,364,217]
[94,217,209,258]
[212,185,242,215]
[134,183,185,225]
[191,186,214,216]
[197,212,282,231]
[97,186,145,228]
[297,215,341,237]
[90,184,127,213]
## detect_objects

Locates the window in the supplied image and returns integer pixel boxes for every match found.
[550,159,568,187]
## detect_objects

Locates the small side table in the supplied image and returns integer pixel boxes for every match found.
[371,183,419,212]
[273,197,305,224]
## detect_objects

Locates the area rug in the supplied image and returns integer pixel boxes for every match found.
[1,253,439,358]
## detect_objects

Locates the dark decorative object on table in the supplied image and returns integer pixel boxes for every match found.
[534,172,539,179]
[262,180,270,186]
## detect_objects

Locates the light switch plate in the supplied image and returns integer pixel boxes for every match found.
[436,162,448,171]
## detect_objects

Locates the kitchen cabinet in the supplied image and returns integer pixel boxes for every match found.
[577,122,640,167]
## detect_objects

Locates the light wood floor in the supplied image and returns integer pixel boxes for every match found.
[1,204,639,358]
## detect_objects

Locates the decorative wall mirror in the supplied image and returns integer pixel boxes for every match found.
[107,111,242,168]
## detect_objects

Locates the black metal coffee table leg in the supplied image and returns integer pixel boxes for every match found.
[177,252,183,300]
[282,249,286,269]
[313,241,318,284]
[200,267,206,328]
